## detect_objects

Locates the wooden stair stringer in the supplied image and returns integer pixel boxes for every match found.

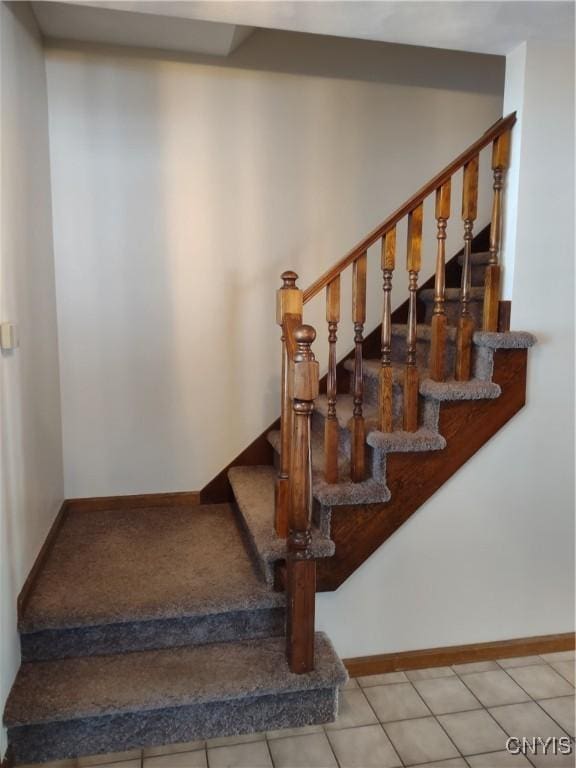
[316,347,528,591]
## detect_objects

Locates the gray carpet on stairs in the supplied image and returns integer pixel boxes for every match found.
[21,606,286,662]
[420,378,501,401]
[474,330,537,348]
[6,633,346,764]
[20,504,284,634]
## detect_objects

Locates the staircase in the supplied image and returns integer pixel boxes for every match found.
[3,113,537,764]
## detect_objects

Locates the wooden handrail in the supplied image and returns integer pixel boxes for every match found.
[302,112,517,304]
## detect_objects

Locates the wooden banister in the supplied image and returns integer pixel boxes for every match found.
[277,113,517,671]
[302,113,516,304]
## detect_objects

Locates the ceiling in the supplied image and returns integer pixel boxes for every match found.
[33,0,574,57]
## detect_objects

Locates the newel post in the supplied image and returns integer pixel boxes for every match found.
[276,271,303,539]
[286,325,319,674]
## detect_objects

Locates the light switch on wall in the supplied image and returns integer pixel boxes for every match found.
[0,322,18,351]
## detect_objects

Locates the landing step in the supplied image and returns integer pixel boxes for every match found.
[5,633,347,765]
[228,465,335,584]
[19,503,284,661]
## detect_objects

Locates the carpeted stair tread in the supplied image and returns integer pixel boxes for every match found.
[4,633,346,727]
[420,378,501,400]
[228,466,334,583]
[313,476,391,506]
[20,504,283,634]
[419,286,485,303]
[473,330,537,348]
[367,427,446,452]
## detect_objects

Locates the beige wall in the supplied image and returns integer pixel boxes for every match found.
[0,2,64,753]
[45,31,503,497]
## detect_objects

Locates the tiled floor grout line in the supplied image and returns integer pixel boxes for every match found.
[540,656,576,687]
[403,679,472,765]
[455,662,574,768]
[321,729,343,768]
[497,660,574,740]
[344,682,410,767]
[360,670,485,765]
[262,734,277,768]
[453,664,543,758]
[362,678,470,766]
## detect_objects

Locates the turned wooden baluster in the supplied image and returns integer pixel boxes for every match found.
[430,180,451,381]
[455,155,479,381]
[379,228,396,432]
[275,271,303,538]
[483,130,511,331]
[351,252,367,481]
[404,204,423,432]
[286,325,319,674]
[324,277,340,483]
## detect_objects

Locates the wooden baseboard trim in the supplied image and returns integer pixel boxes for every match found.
[17,501,69,621]
[66,490,201,512]
[344,633,576,677]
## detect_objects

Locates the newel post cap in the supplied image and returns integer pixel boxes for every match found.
[277,271,303,325]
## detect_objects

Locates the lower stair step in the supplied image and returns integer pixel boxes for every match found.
[5,633,347,765]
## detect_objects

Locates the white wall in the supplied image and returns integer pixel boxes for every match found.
[45,32,503,497]
[0,1,64,754]
[317,39,575,656]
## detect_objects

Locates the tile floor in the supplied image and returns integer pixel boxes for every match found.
[21,651,575,768]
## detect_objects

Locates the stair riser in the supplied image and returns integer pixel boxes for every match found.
[390,337,457,378]
[312,410,392,472]
[8,688,339,765]
[311,410,352,458]
[20,609,285,662]
[471,264,487,286]
[423,298,483,326]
